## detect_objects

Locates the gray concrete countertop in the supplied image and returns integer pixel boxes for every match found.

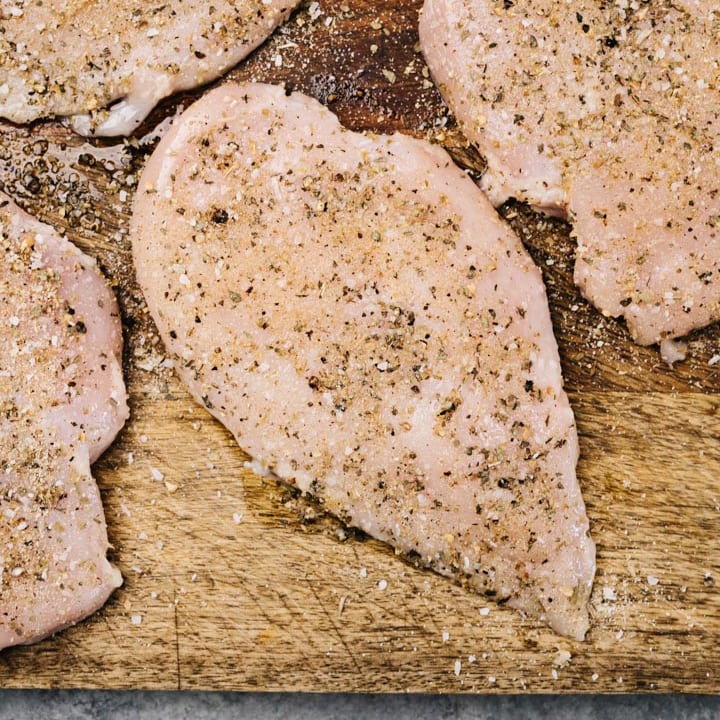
[1,692,719,719]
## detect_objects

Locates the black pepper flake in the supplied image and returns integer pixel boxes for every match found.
[211,208,229,224]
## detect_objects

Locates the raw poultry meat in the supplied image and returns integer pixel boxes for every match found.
[0,0,301,136]
[0,193,128,649]
[420,0,720,347]
[131,83,595,638]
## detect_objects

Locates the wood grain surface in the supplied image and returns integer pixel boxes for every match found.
[1,0,720,693]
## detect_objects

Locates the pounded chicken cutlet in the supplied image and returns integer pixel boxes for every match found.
[0,0,300,136]
[420,0,720,347]
[0,194,128,649]
[131,83,595,638]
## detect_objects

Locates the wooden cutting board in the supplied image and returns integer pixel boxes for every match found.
[1,0,719,693]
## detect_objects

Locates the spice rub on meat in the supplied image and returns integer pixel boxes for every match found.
[0,0,301,136]
[420,0,720,347]
[0,194,128,649]
[131,83,595,639]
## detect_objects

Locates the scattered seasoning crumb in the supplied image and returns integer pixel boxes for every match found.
[232,512,243,524]
[488,676,496,684]
[164,480,178,493]
[377,579,388,591]
[338,595,347,615]
[382,69,397,84]
[616,629,624,640]
[551,669,559,680]
[603,586,617,600]
[127,452,134,465]
[468,654,476,663]
[139,434,148,443]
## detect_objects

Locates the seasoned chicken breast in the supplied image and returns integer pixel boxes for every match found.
[420,0,720,346]
[0,0,300,136]
[131,83,595,639]
[0,194,128,649]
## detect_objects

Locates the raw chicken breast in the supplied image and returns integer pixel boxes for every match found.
[131,83,595,639]
[0,194,128,649]
[0,0,300,136]
[420,0,720,346]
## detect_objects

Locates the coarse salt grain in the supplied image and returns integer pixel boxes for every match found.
[442,630,450,642]
[359,567,367,578]
[479,607,490,616]
[232,512,242,524]
[378,579,388,591]
[131,614,142,625]
[150,467,164,482]
[308,1,321,20]
[647,575,659,586]
[454,660,461,676]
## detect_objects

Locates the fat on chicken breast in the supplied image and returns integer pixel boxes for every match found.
[0,193,128,649]
[131,83,595,639]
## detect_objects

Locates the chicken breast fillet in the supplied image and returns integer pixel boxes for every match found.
[131,82,595,639]
[420,0,720,346]
[0,0,300,136]
[0,194,128,650]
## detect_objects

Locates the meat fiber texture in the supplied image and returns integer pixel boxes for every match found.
[420,0,720,347]
[131,82,595,639]
[0,0,301,136]
[0,193,128,649]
